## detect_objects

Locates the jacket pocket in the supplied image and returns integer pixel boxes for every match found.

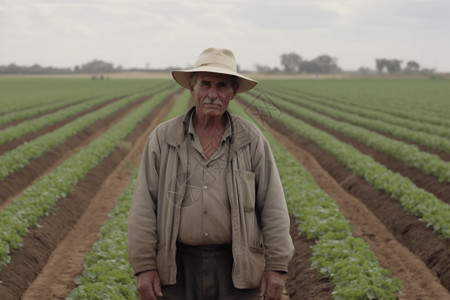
[235,170,263,248]
[236,246,265,288]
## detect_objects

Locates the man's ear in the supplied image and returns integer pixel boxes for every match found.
[189,81,195,96]
[232,88,238,99]
[233,82,239,98]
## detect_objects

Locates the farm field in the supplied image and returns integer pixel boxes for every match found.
[0,77,449,299]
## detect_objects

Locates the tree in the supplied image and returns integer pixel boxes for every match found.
[79,60,114,73]
[312,55,339,73]
[280,52,302,72]
[375,59,386,73]
[254,64,273,73]
[375,59,402,74]
[404,61,420,73]
[298,55,340,74]
[385,59,402,74]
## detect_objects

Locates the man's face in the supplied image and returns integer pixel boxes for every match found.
[190,72,237,120]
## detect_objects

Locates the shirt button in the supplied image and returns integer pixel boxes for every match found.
[204,232,209,237]
[203,185,208,190]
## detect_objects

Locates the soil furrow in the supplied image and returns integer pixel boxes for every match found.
[286,217,334,300]
[304,102,450,162]
[259,98,450,205]
[0,96,124,155]
[262,116,450,299]
[299,113,450,205]
[0,95,150,208]
[263,115,450,292]
[20,92,179,300]
[0,97,96,130]
[271,90,450,162]
[240,99,450,299]
[0,92,177,300]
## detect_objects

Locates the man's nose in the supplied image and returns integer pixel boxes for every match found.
[208,86,218,99]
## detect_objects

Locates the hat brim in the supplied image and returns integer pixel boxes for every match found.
[172,65,257,94]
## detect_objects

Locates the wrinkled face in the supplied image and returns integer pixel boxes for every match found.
[190,72,237,119]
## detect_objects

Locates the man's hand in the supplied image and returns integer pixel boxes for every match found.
[137,270,163,300]
[259,270,286,300]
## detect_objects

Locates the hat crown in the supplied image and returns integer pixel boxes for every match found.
[171,47,257,94]
[194,48,237,72]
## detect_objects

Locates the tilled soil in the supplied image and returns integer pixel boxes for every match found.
[1,91,449,300]
[0,95,150,207]
[265,120,450,299]
[0,92,178,299]
[238,98,450,299]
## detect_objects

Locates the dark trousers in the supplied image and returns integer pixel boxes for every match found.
[161,243,260,300]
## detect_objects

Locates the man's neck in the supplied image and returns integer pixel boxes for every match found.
[193,113,226,133]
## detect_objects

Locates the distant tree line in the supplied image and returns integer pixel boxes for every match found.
[0,63,72,74]
[255,52,341,74]
[374,58,434,75]
[0,60,123,75]
[0,56,437,75]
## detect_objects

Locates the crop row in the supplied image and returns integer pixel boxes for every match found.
[0,96,92,127]
[67,90,191,299]
[67,172,139,300]
[0,80,174,129]
[239,93,450,239]
[263,79,450,122]
[230,101,402,299]
[0,78,172,115]
[251,90,450,183]
[263,80,450,129]
[0,87,178,270]
[264,85,450,155]
[0,86,175,181]
[268,84,450,141]
[164,89,190,120]
[1,94,124,145]
[65,96,402,300]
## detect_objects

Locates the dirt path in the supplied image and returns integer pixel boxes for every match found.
[20,94,177,300]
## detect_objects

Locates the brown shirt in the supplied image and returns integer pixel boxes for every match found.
[177,115,233,246]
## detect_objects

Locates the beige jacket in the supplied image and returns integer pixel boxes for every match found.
[128,107,294,289]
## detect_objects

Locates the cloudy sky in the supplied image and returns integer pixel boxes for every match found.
[1,0,449,72]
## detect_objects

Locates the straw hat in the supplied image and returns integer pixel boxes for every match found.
[172,48,258,94]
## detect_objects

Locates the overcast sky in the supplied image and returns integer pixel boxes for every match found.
[1,0,449,72]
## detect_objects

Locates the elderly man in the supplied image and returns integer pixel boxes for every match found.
[128,48,293,300]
